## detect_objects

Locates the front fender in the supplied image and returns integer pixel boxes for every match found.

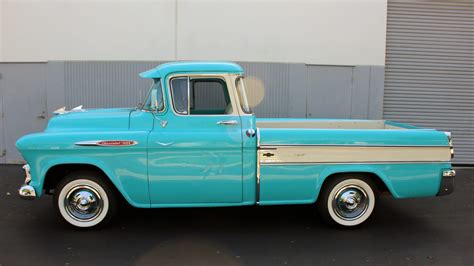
[17,130,151,208]
[33,156,150,208]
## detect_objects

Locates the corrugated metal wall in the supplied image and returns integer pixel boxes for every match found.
[65,61,297,118]
[0,61,385,163]
[384,0,474,164]
[65,61,166,108]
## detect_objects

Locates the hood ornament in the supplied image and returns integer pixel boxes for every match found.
[53,105,84,115]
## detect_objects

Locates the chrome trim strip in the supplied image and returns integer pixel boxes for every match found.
[156,142,174,147]
[259,145,451,164]
[217,120,239,126]
[23,164,32,184]
[256,128,261,205]
[260,144,450,148]
[261,161,452,166]
[74,140,102,146]
[257,128,261,148]
[167,74,240,117]
[75,140,138,147]
[442,169,456,177]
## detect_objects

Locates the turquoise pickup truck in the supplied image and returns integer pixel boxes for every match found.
[16,62,455,228]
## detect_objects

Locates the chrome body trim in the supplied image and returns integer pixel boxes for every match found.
[18,164,36,200]
[256,128,261,204]
[259,145,452,164]
[256,128,261,148]
[156,142,174,147]
[53,105,85,115]
[438,169,455,196]
[442,169,456,177]
[75,140,139,147]
[444,132,454,159]
[167,74,240,117]
[217,120,239,126]
[260,161,452,166]
[261,144,451,148]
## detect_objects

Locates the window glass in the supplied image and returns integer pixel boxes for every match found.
[142,79,164,112]
[171,78,189,114]
[171,77,232,115]
[190,79,232,115]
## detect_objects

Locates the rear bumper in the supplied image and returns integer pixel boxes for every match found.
[18,164,36,200]
[437,169,455,196]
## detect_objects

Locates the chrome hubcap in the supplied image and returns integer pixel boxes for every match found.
[332,185,369,221]
[64,185,103,222]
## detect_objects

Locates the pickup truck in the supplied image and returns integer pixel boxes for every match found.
[16,61,455,228]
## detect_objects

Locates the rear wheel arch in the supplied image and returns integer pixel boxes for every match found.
[317,171,392,201]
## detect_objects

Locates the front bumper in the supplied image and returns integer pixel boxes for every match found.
[437,169,455,196]
[18,164,36,200]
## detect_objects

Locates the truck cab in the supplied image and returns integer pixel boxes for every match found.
[138,62,258,206]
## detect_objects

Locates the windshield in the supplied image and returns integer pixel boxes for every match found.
[236,76,252,114]
[141,79,164,112]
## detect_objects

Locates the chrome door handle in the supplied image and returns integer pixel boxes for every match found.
[217,120,239,126]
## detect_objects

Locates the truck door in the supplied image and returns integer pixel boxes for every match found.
[148,75,243,205]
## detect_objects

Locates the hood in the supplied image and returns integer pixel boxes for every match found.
[45,108,133,132]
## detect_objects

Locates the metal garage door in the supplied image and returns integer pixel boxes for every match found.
[0,64,48,163]
[384,0,474,164]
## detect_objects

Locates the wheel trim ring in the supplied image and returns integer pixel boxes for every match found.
[332,185,369,221]
[57,179,110,227]
[64,185,104,222]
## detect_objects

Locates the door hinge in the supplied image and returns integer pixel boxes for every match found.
[0,149,6,157]
[0,73,2,80]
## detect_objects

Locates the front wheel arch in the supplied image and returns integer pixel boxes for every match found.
[42,163,128,206]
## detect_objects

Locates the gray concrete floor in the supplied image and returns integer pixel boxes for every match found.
[0,165,473,266]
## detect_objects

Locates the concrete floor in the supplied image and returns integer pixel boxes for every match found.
[0,165,473,266]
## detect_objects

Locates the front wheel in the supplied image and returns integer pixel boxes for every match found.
[317,175,377,227]
[53,171,118,228]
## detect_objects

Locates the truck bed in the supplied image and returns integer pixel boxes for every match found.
[255,118,452,204]
[256,117,450,166]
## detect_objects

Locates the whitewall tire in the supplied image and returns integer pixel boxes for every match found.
[318,175,377,227]
[54,172,117,228]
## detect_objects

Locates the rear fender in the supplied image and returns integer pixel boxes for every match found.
[317,165,398,199]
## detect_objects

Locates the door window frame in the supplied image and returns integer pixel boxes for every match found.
[167,74,240,117]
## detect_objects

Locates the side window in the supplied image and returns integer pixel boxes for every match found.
[170,77,233,115]
[170,78,188,114]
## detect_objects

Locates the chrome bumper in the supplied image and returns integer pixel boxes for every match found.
[438,169,455,196]
[18,164,36,200]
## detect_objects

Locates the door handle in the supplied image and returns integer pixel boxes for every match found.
[217,120,239,126]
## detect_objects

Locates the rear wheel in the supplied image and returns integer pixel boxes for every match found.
[53,171,118,228]
[317,175,377,227]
